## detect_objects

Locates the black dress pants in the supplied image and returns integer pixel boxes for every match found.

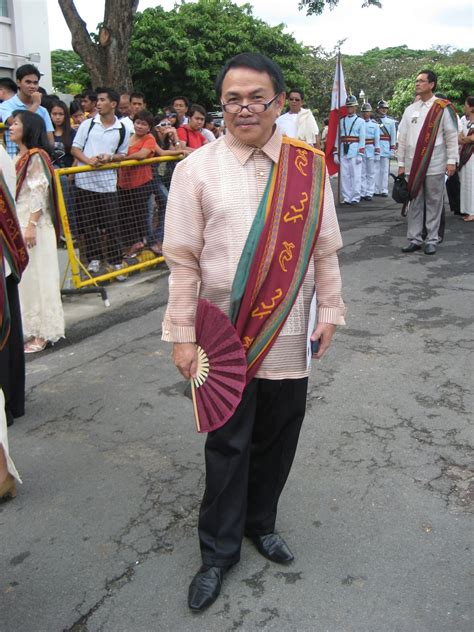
[198,377,308,568]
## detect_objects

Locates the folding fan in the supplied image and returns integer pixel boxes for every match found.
[191,299,247,433]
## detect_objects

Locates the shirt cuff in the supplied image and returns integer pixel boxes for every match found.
[317,306,346,326]
[161,318,196,343]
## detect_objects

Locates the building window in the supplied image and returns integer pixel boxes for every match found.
[0,0,9,18]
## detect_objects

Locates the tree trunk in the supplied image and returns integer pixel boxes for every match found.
[58,0,139,92]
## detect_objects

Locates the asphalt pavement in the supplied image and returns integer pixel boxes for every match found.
[1,186,473,632]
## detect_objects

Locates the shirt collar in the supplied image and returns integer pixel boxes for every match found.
[224,127,282,165]
[92,113,122,129]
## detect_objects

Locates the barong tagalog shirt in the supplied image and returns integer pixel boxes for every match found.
[162,129,346,380]
[397,96,459,176]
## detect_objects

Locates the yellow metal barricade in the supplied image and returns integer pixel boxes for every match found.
[55,156,180,296]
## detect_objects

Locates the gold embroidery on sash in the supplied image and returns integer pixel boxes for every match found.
[251,288,283,319]
[295,149,309,177]
[278,241,295,272]
[284,191,308,224]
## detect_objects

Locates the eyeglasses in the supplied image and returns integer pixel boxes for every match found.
[289,97,301,102]
[221,93,281,114]
[415,80,429,84]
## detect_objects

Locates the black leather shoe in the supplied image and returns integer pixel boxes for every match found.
[424,243,437,255]
[188,565,227,612]
[401,243,422,253]
[250,533,294,564]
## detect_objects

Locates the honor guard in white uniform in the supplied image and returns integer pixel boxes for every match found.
[374,100,397,197]
[360,103,380,200]
[333,95,366,205]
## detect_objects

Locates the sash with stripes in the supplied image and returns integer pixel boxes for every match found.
[15,148,61,243]
[408,99,458,200]
[229,137,326,383]
[0,172,28,349]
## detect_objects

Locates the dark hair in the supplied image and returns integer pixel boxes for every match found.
[163,107,180,128]
[82,88,97,102]
[153,112,176,148]
[288,89,304,100]
[50,100,73,153]
[41,94,60,112]
[418,69,437,90]
[69,99,84,116]
[466,96,474,107]
[16,64,41,81]
[171,95,190,108]
[205,113,215,125]
[189,104,206,118]
[324,118,329,125]
[133,109,154,129]
[11,110,52,156]
[0,77,17,94]
[215,52,285,99]
[130,92,145,101]
[95,87,120,105]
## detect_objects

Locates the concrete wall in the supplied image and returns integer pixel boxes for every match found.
[0,0,53,91]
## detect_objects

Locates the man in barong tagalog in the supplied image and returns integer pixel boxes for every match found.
[397,70,459,255]
[162,53,346,612]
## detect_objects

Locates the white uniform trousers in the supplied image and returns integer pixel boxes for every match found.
[361,157,376,198]
[340,155,362,204]
[375,157,390,195]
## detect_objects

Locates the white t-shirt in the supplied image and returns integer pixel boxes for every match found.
[276,112,298,138]
[72,114,129,193]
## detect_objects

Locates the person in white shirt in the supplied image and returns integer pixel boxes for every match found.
[276,89,320,148]
[71,87,129,275]
[397,70,459,255]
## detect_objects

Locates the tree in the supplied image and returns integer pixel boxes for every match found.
[299,0,381,16]
[390,64,474,119]
[129,0,310,109]
[57,0,138,92]
[51,49,90,93]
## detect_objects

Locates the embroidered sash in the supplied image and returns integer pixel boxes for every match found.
[229,137,326,383]
[0,172,28,349]
[408,99,458,200]
[15,148,61,242]
[459,124,474,170]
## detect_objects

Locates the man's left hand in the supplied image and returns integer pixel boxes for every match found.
[310,323,336,360]
[446,164,456,177]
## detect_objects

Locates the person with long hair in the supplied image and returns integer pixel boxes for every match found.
[69,99,85,130]
[50,100,77,236]
[459,96,474,222]
[9,110,65,353]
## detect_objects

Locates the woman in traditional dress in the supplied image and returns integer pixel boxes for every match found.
[9,110,65,353]
[459,96,474,222]
[0,146,27,500]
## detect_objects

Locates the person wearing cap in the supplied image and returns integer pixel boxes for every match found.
[373,100,397,197]
[360,103,380,201]
[333,95,365,205]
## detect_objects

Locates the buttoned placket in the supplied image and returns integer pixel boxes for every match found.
[253,149,270,198]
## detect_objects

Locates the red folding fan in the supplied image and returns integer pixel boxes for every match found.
[191,299,247,433]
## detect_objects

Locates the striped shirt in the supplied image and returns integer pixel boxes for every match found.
[162,128,346,379]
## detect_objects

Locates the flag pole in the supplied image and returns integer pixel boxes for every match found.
[337,48,342,205]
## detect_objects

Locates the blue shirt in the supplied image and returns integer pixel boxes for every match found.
[339,115,365,158]
[377,116,397,158]
[363,119,381,158]
[0,94,54,157]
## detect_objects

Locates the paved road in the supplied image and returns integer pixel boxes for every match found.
[2,194,472,632]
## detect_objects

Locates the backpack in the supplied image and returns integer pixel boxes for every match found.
[82,118,126,155]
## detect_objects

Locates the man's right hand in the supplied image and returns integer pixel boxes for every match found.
[31,92,42,109]
[173,343,198,380]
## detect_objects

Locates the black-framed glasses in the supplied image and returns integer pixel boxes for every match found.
[221,93,281,114]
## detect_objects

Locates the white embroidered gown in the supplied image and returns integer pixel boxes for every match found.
[15,153,65,342]
[459,118,474,215]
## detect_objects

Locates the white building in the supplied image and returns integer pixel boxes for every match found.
[0,0,53,91]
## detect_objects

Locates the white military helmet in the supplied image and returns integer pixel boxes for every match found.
[346,95,358,107]
[361,103,373,112]
[377,99,389,109]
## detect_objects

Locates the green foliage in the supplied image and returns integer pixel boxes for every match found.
[51,49,90,93]
[129,0,310,109]
[298,0,381,17]
[390,64,474,118]
[303,45,474,117]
